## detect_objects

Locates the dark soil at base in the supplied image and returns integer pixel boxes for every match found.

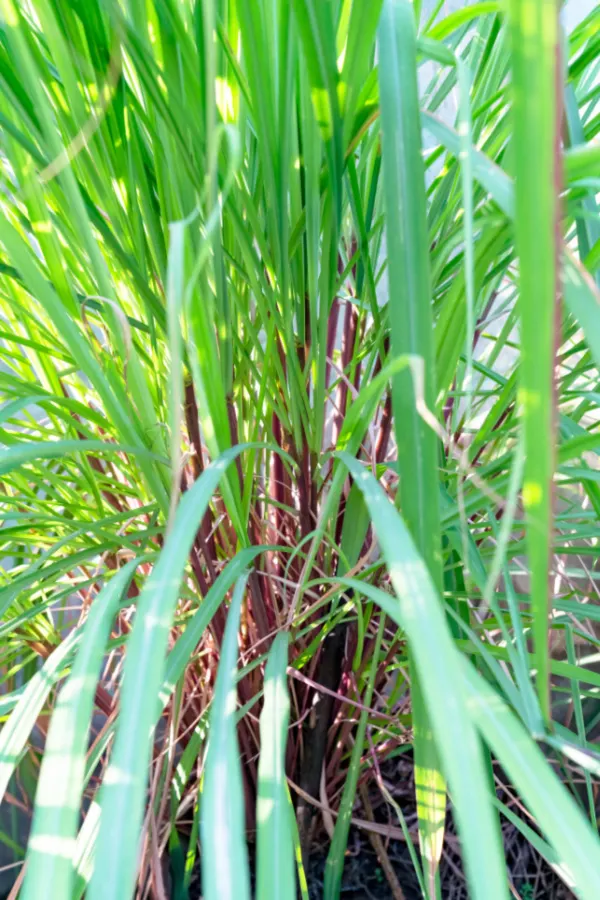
[187,754,577,899]
[305,829,423,899]
[302,823,574,900]
[297,753,576,900]
[188,817,574,899]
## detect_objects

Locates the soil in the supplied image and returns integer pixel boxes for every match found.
[188,807,575,900]
[301,820,574,900]
[305,829,423,899]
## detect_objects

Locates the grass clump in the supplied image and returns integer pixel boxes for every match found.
[1,1,600,898]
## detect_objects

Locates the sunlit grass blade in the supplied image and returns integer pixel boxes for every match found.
[201,575,251,900]
[87,447,252,900]
[463,662,600,899]
[425,1,501,40]
[0,439,167,477]
[337,451,509,900]
[509,0,560,720]
[378,1,446,887]
[0,631,78,805]
[256,632,294,900]
[292,0,343,219]
[325,557,600,899]
[21,560,140,900]
[340,0,383,147]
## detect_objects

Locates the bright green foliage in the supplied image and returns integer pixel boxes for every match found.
[1,1,600,899]
[509,0,560,722]
[256,632,295,900]
[378,2,447,890]
[21,561,140,900]
[201,576,251,900]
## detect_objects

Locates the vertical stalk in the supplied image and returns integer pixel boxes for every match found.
[378,0,445,890]
[509,0,561,722]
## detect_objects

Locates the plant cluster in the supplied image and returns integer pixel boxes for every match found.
[1,1,600,899]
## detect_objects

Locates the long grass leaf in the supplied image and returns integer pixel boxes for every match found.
[509,0,561,720]
[87,447,253,900]
[337,452,509,900]
[22,560,140,900]
[256,632,295,900]
[201,576,251,900]
[0,631,78,805]
[0,439,167,477]
[463,662,600,898]
[378,1,446,885]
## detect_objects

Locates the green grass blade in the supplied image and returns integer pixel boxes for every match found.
[337,452,509,900]
[562,259,600,371]
[340,0,383,146]
[166,217,187,525]
[256,632,295,900]
[426,1,501,40]
[463,662,600,898]
[289,783,310,900]
[87,447,251,900]
[378,1,446,886]
[47,549,267,899]
[0,439,167,477]
[492,797,576,890]
[379,0,442,586]
[509,0,560,720]
[564,143,600,184]
[21,560,140,900]
[292,0,343,221]
[201,576,251,900]
[0,631,78,805]
[73,801,100,899]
